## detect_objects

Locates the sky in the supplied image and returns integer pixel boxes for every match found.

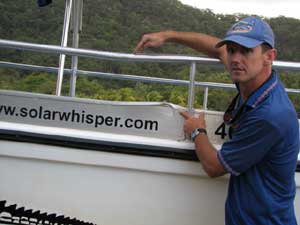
[179,0,300,19]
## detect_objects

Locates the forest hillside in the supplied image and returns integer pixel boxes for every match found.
[0,0,299,112]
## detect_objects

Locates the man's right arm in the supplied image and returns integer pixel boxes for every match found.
[134,30,228,67]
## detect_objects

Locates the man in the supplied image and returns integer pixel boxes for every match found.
[134,17,299,225]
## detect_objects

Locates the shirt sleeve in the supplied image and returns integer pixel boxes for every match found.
[217,117,281,176]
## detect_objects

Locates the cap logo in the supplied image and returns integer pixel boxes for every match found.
[230,21,254,34]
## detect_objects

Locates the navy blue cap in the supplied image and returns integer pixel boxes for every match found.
[216,16,274,49]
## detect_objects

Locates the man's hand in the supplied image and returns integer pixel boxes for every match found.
[133,32,169,53]
[181,111,226,177]
[180,111,206,137]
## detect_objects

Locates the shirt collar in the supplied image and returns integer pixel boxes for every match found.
[243,70,278,108]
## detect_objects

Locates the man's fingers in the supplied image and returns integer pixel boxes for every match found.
[134,34,153,53]
[180,111,191,119]
[198,112,205,118]
[134,40,146,54]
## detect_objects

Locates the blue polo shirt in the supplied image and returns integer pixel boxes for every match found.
[217,71,300,225]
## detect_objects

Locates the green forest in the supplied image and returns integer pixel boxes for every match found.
[0,0,299,113]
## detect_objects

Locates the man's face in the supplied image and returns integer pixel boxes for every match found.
[226,42,265,84]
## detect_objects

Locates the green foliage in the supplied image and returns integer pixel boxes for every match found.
[16,72,56,94]
[145,91,163,101]
[0,0,299,113]
[207,89,237,111]
[169,89,187,106]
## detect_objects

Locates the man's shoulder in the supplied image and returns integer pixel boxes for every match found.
[255,105,297,128]
[254,80,297,122]
[244,98,297,135]
[247,96,298,139]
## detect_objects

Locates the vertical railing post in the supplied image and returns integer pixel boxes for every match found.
[56,0,73,96]
[69,0,83,97]
[187,62,196,113]
[203,86,209,110]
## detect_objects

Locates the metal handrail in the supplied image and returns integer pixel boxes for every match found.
[0,39,221,64]
[1,39,300,69]
[1,60,300,93]
[0,61,234,89]
[0,39,299,111]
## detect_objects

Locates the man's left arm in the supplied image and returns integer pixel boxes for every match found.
[181,111,227,177]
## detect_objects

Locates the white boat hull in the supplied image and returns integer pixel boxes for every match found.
[0,140,230,225]
[0,90,299,225]
[1,140,299,225]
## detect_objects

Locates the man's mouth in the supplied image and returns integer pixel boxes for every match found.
[231,67,244,73]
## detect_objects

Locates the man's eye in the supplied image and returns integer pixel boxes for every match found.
[242,48,251,54]
[227,47,252,55]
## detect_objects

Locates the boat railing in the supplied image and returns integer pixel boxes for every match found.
[0,39,300,112]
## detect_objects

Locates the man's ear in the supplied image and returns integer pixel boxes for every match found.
[264,49,277,66]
